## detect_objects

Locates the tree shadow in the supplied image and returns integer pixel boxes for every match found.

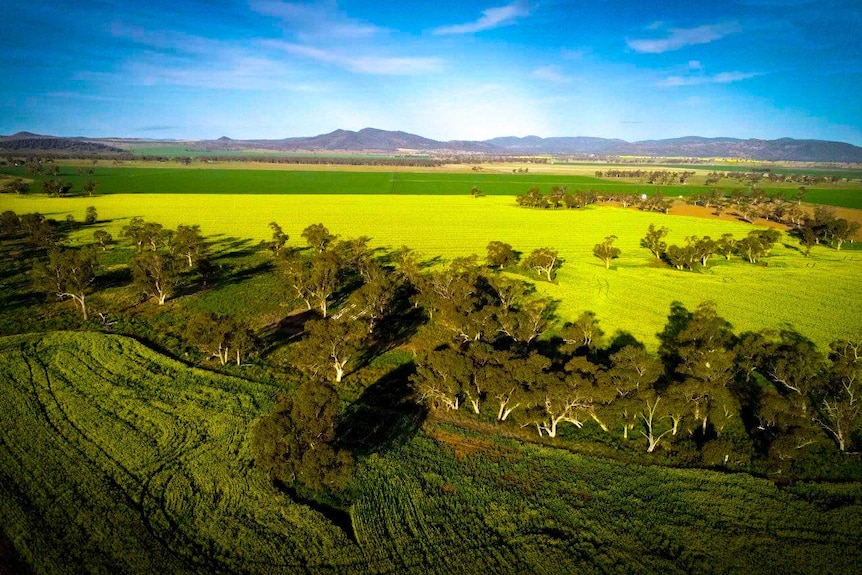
[656,301,693,385]
[216,260,274,287]
[0,289,44,315]
[363,288,426,358]
[607,331,644,355]
[272,480,357,543]
[207,235,261,259]
[259,308,320,356]
[97,266,132,290]
[336,361,426,457]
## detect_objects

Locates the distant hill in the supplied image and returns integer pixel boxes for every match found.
[3,128,861,162]
[201,128,496,153]
[486,136,628,155]
[0,132,124,153]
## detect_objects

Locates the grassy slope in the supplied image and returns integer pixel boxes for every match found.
[1,331,861,575]
[2,194,859,349]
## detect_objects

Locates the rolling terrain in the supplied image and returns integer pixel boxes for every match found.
[4,128,862,162]
[2,331,860,575]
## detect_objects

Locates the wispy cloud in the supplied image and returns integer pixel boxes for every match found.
[110,22,224,54]
[627,22,741,54]
[560,48,586,61]
[138,125,181,132]
[250,0,382,40]
[123,54,309,90]
[43,91,127,102]
[432,1,529,35]
[532,65,570,84]
[265,40,443,75]
[659,71,761,86]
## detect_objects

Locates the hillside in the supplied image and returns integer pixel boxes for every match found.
[1,331,861,574]
[0,132,124,153]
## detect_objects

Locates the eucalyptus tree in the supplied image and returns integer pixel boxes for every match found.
[172,224,208,268]
[593,235,621,269]
[485,240,519,269]
[293,318,366,383]
[522,247,561,281]
[131,250,181,305]
[32,246,99,320]
[640,224,669,259]
[302,223,337,253]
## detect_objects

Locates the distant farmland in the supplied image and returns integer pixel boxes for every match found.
[2,164,861,207]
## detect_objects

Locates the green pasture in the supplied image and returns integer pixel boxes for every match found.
[2,331,860,575]
[2,164,860,206]
[2,193,860,349]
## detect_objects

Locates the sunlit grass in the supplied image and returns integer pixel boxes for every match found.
[3,193,859,348]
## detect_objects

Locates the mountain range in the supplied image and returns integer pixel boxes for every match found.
[2,128,861,162]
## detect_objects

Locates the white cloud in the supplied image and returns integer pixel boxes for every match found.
[110,22,223,54]
[688,60,702,70]
[658,71,761,87]
[265,41,444,75]
[123,55,306,91]
[250,0,382,40]
[532,65,570,84]
[627,22,741,54]
[432,1,529,35]
[560,48,585,61]
[409,83,552,140]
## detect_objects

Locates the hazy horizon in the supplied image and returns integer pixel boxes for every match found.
[2,1,861,145]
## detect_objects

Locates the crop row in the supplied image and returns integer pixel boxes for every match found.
[3,332,862,574]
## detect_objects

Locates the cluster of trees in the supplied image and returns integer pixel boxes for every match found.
[1,178,29,194]
[640,224,781,270]
[595,169,696,184]
[412,297,861,463]
[0,161,98,197]
[688,187,808,222]
[516,187,674,214]
[257,225,860,474]
[516,186,598,209]
[794,206,860,253]
[0,208,103,319]
[0,210,214,321]
[704,170,852,186]
[3,204,860,511]
[120,218,209,305]
[688,190,858,251]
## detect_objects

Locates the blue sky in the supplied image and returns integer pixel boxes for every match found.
[2,0,860,144]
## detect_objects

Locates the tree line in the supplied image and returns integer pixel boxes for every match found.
[2,208,859,504]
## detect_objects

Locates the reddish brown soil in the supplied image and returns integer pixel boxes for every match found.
[667,201,862,241]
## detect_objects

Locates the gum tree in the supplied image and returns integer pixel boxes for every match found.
[32,247,99,320]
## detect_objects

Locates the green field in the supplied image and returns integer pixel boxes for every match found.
[2,193,859,349]
[4,165,862,207]
[2,331,860,575]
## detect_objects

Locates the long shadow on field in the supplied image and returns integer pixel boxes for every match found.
[97,266,132,290]
[273,480,357,544]
[336,362,426,457]
[259,309,320,357]
[208,235,260,259]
